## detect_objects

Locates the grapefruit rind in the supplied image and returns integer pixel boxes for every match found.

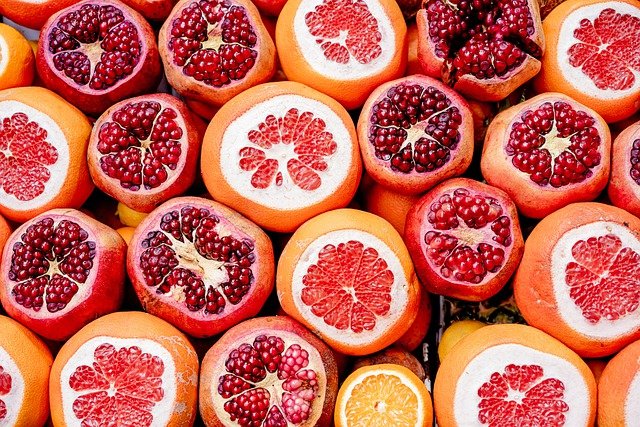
[291,0,397,81]
[58,336,177,427]
[0,100,70,211]
[336,367,427,427]
[0,347,24,426]
[205,329,327,427]
[0,35,8,77]
[550,221,640,338]
[218,94,355,210]
[452,343,591,426]
[625,371,640,425]
[556,2,640,100]
[290,229,410,347]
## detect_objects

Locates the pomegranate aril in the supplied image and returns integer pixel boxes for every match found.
[253,335,285,373]
[218,374,252,399]
[631,139,640,184]
[263,406,287,427]
[225,343,267,383]
[223,388,270,427]
[278,344,310,380]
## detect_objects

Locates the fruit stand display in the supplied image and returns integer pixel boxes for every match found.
[0,0,639,425]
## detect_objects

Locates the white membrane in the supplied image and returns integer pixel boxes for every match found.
[207,330,327,427]
[0,346,25,427]
[551,221,640,338]
[453,344,591,427]
[625,370,640,426]
[292,0,397,80]
[218,94,354,210]
[291,229,410,346]
[59,337,177,427]
[0,36,9,77]
[0,100,70,211]
[337,368,426,427]
[557,2,640,100]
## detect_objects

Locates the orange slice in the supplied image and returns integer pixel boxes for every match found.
[598,339,640,426]
[277,208,421,356]
[335,364,433,427]
[0,23,34,90]
[276,0,407,109]
[534,0,640,123]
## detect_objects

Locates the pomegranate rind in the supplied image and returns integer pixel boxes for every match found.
[36,0,163,116]
[405,177,524,301]
[434,324,596,427]
[514,202,640,357]
[276,0,408,110]
[199,315,338,427]
[201,81,362,233]
[159,0,276,108]
[0,208,126,341]
[49,311,199,427]
[357,75,474,195]
[87,93,203,213]
[416,0,544,102]
[481,92,612,219]
[277,208,421,356]
[119,0,178,21]
[127,196,275,338]
[598,339,640,426]
[0,87,94,223]
[0,315,52,427]
[534,0,640,123]
[608,120,640,217]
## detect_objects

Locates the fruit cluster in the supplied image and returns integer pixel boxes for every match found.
[0,0,639,425]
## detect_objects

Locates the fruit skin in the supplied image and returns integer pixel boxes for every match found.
[199,315,338,427]
[116,202,148,227]
[0,23,35,90]
[357,75,474,195]
[0,86,95,223]
[434,324,596,427]
[533,0,640,123]
[87,93,203,213]
[36,0,163,116]
[127,196,275,338]
[0,0,78,29]
[120,0,178,20]
[394,282,431,351]
[437,319,486,362]
[0,209,126,341]
[276,0,408,110]
[201,81,362,233]
[159,0,276,108]
[481,92,612,219]
[49,311,199,427]
[277,208,421,356]
[0,315,53,427]
[353,346,426,381]
[597,339,640,426]
[513,202,640,357]
[252,0,287,16]
[405,177,525,301]
[608,120,640,218]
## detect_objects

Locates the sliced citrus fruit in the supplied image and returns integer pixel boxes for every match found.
[276,0,407,110]
[0,23,34,90]
[514,202,640,357]
[201,81,361,233]
[0,86,94,223]
[0,315,52,426]
[277,208,421,356]
[597,339,640,426]
[609,120,640,217]
[49,311,199,426]
[335,364,433,427]
[534,0,640,123]
[434,324,597,427]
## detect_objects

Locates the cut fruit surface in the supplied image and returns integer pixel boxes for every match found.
[0,315,52,427]
[199,316,338,427]
[358,75,474,195]
[201,81,361,233]
[335,364,433,427]
[0,87,94,223]
[127,197,275,338]
[598,339,640,426]
[514,202,640,357]
[50,311,199,427]
[609,120,640,217]
[277,209,420,355]
[405,178,524,301]
[276,0,407,109]
[534,0,640,123]
[481,92,611,218]
[434,324,596,427]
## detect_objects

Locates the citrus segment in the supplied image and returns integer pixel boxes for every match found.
[335,364,433,427]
